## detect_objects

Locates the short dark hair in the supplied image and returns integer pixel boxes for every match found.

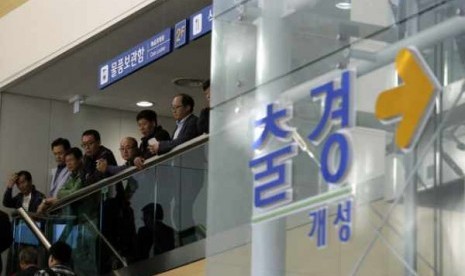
[82,129,101,142]
[136,110,158,124]
[51,138,71,151]
[16,171,32,183]
[177,93,195,113]
[19,247,38,265]
[49,241,72,264]
[202,79,210,91]
[65,147,83,160]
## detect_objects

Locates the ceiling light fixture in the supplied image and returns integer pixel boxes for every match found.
[335,0,351,10]
[172,77,205,88]
[136,101,154,107]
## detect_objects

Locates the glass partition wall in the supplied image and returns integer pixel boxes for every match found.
[208,0,465,275]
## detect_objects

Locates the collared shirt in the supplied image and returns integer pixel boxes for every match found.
[173,114,192,139]
[22,193,31,211]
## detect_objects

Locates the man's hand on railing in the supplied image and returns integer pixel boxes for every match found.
[37,198,58,214]
[96,159,108,173]
[134,157,145,170]
[148,138,160,155]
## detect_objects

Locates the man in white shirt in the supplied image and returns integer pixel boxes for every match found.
[146,93,200,155]
[49,138,71,197]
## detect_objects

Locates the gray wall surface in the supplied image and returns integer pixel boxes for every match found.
[0,92,176,212]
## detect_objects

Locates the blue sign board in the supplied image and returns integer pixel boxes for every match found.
[99,4,213,89]
[174,19,188,49]
[189,5,213,41]
[99,28,172,89]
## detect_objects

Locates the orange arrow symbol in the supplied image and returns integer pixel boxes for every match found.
[375,47,441,151]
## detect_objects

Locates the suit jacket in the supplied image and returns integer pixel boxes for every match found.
[139,126,170,159]
[0,210,12,274]
[83,145,117,185]
[49,165,71,197]
[158,114,200,154]
[197,107,210,134]
[2,186,44,212]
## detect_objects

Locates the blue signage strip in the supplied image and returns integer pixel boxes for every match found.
[99,4,213,89]
[99,28,172,89]
[174,19,188,49]
[189,5,213,41]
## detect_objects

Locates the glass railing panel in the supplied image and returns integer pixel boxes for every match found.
[6,214,49,275]
[30,138,209,275]
[49,185,131,274]
[148,145,208,256]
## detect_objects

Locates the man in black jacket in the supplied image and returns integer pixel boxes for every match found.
[0,210,12,274]
[136,110,170,159]
[3,171,44,212]
[81,129,117,185]
[145,93,200,156]
[35,241,76,276]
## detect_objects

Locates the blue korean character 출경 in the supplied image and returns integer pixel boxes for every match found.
[249,144,298,208]
[308,70,354,144]
[253,103,294,150]
[309,207,328,248]
[307,70,355,184]
[334,200,352,242]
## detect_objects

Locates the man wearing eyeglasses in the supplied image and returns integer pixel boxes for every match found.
[81,129,117,185]
[145,93,200,156]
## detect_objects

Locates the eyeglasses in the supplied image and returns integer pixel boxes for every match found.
[171,105,184,111]
[81,141,96,148]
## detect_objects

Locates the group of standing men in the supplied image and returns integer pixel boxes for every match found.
[0,82,211,274]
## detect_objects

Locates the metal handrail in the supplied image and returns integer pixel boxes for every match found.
[48,134,209,213]
[17,207,52,250]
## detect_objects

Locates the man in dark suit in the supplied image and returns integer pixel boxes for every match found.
[81,129,117,185]
[145,93,200,156]
[3,171,44,212]
[0,210,12,275]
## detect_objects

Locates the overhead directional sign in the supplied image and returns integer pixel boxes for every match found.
[174,19,188,49]
[98,4,213,89]
[99,28,171,89]
[98,28,172,89]
[189,5,213,41]
[375,47,441,151]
